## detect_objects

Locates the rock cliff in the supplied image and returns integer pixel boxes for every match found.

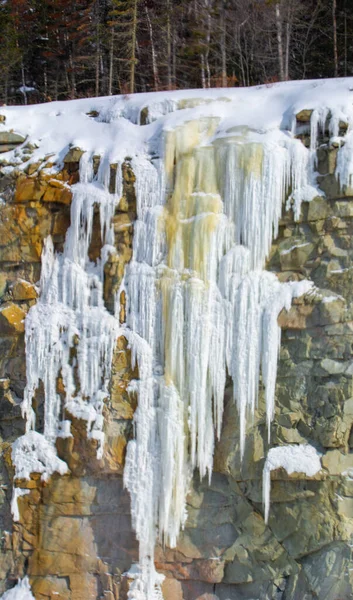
[0,82,352,600]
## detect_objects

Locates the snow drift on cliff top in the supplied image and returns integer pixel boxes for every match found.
[0,77,352,168]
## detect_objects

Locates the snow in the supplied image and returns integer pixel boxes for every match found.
[330,266,353,274]
[0,579,35,600]
[11,431,68,482]
[10,488,29,522]
[0,77,353,173]
[263,444,322,523]
[17,86,35,94]
[280,242,312,255]
[4,79,353,599]
[321,295,343,303]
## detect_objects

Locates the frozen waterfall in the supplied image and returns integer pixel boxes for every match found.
[16,92,352,599]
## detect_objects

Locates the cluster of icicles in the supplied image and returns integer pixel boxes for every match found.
[22,109,337,599]
[23,154,123,453]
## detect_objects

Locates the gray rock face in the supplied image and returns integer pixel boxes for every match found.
[0,116,352,600]
[0,132,26,154]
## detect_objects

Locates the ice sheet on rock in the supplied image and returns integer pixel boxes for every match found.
[217,139,288,269]
[287,139,319,220]
[123,562,165,600]
[263,444,321,523]
[336,129,353,191]
[11,488,29,522]
[0,578,35,600]
[157,381,189,547]
[12,431,68,481]
[228,273,312,455]
[310,107,331,155]
[123,115,317,599]
[22,152,121,462]
[131,156,165,217]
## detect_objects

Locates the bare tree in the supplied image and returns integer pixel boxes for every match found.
[275,2,285,81]
[332,0,338,76]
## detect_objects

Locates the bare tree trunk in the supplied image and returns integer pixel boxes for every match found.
[220,0,227,87]
[205,4,212,88]
[21,61,27,105]
[95,23,100,97]
[69,53,76,98]
[54,69,59,101]
[145,1,159,90]
[166,0,172,90]
[67,30,76,99]
[95,54,100,97]
[238,38,245,87]
[284,22,290,80]
[108,30,114,96]
[44,63,48,100]
[4,72,8,105]
[344,0,347,76]
[201,54,206,88]
[130,0,138,94]
[284,3,292,81]
[332,0,338,77]
[237,25,246,86]
[275,3,285,81]
[64,66,70,98]
[135,39,146,92]
[172,24,176,89]
[300,0,321,80]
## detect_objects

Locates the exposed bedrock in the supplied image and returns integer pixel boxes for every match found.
[0,100,352,600]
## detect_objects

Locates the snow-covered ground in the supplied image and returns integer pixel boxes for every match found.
[0,77,353,172]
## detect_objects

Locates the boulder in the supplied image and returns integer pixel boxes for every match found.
[0,303,26,334]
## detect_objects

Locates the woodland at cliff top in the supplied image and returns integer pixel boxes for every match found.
[1,0,353,104]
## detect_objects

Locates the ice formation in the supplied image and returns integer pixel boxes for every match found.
[11,431,68,482]
[262,444,322,523]
[21,154,122,458]
[121,116,320,598]
[6,81,353,598]
[10,488,29,523]
[0,578,35,600]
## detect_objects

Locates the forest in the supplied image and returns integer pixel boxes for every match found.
[0,0,352,105]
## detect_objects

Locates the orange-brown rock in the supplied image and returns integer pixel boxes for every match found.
[161,578,183,600]
[42,181,72,205]
[277,302,314,329]
[30,576,70,600]
[11,279,38,301]
[15,177,46,202]
[0,302,26,333]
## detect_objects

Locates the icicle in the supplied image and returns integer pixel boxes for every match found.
[218,139,288,269]
[11,488,29,522]
[21,102,324,599]
[157,381,189,547]
[287,139,319,221]
[122,116,318,597]
[336,127,353,191]
[263,444,321,523]
[23,149,122,460]
[310,107,330,153]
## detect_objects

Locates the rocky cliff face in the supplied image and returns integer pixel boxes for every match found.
[0,89,352,600]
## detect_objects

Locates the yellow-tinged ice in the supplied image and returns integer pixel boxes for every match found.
[124,110,318,600]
